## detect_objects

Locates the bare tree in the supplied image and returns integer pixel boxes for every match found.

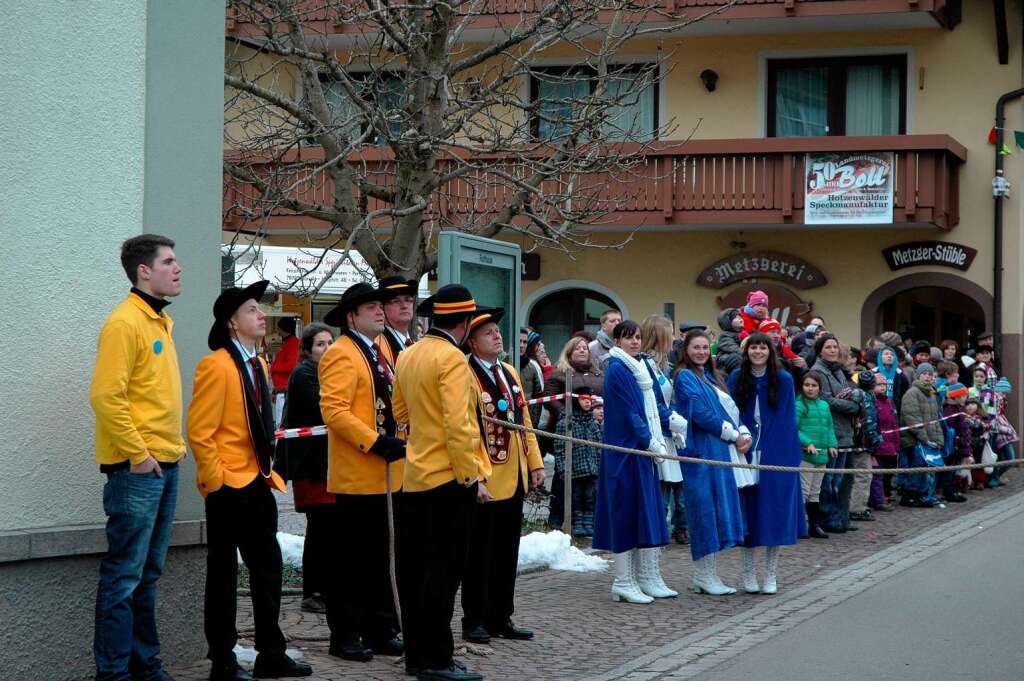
[224,0,729,290]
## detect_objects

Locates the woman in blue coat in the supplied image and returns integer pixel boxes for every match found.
[674,329,749,595]
[593,320,674,604]
[727,333,808,595]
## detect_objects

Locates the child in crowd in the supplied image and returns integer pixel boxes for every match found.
[850,371,882,521]
[553,387,602,536]
[796,372,837,538]
[738,290,769,340]
[715,308,744,374]
[964,398,991,489]
[935,361,960,398]
[870,372,899,510]
[939,383,970,502]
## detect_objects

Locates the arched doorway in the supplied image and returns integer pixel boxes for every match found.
[528,287,620,360]
[861,273,992,348]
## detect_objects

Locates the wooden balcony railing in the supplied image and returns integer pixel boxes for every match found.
[223,134,966,233]
[225,0,957,34]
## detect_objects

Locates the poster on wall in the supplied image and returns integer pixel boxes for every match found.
[804,152,894,225]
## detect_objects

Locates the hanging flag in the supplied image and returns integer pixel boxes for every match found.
[989,127,999,144]
[1000,143,1012,156]
[1014,130,1024,150]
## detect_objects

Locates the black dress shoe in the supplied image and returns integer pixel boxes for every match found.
[486,620,534,640]
[328,639,373,662]
[461,624,491,644]
[209,662,255,681]
[369,635,404,656]
[252,653,312,678]
[417,662,483,681]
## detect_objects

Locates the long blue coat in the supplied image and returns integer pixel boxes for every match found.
[674,368,745,561]
[592,357,669,553]
[727,369,808,547]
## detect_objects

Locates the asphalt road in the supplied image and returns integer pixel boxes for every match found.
[698,507,1024,681]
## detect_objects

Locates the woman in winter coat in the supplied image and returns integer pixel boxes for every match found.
[874,345,909,413]
[727,334,807,595]
[641,316,690,545]
[810,334,862,533]
[544,335,604,528]
[520,329,546,426]
[593,320,675,604]
[674,329,749,595]
[715,308,743,375]
[279,323,335,613]
[898,363,945,506]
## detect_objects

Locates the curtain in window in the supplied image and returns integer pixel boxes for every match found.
[602,70,656,141]
[774,66,828,136]
[845,64,900,135]
[323,80,362,141]
[536,73,590,140]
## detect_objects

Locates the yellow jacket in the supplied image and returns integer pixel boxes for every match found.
[468,360,544,501]
[318,335,403,494]
[393,332,490,492]
[90,293,185,465]
[187,349,286,497]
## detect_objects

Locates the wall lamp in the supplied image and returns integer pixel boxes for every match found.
[700,69,719,92]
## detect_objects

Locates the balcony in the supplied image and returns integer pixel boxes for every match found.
[225,0,960,39]
[223,134,966,235]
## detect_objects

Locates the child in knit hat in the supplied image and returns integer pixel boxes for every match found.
[738,290,769,340]
[850,370,883,521]
[940,383,971,502]
[870,373,899,510]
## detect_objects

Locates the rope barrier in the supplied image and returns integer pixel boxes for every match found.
[481,415,1022,476]
[525,392,603,406]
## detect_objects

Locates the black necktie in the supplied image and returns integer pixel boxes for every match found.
[249,357,262,411]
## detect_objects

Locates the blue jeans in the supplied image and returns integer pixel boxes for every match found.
[94,465,178,681]
[661,480,687,533]
[818,450,846,521]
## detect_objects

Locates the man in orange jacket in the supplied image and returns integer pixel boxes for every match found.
[392,284,493,681]
[187,281,311,681]
[460,310,545,645]
[318,282,405,662]
[376,275,419,367]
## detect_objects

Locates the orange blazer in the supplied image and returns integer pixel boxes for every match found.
[393,334,490,493]
[318,335,403,495]
[187,349,286,497]
[468,361,544,501]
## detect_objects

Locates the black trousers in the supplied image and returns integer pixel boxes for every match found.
[301,505,332,598]
[204,478,285,665]
[325,493,398,647]
[398,480,477,671]
[461,481,525,631]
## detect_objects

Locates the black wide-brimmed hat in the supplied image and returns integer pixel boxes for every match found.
[324,282,385,328]
[416,283,497,319]
[462,308,506,348]
[378,275,419,302]
[208,280,270,351]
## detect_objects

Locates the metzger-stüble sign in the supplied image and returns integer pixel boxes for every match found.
[882,241,977,272]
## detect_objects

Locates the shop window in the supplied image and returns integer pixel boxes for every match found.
[320,71,404,144]
[528,287,618,359]
[767,55,906,137]
[530,64,658,141]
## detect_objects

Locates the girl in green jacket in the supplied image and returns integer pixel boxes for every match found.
[796,372,838,538]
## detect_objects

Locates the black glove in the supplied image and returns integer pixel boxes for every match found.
[370,435,406,463]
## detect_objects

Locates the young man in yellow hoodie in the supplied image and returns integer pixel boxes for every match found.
[90,234,184,681]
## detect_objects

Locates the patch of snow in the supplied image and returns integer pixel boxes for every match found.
[238,532,305,567]
[517,530,608,573]
[232,645,303,667]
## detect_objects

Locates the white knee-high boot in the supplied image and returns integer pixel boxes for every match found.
[692,552,736,595]
[740,547,760,593]
[637,548,678,598]
[763,546,779,595]
[612,550,653,604]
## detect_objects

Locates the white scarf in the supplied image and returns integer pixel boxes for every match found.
[609,347,666,453]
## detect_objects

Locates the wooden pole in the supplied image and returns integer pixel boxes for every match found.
[562,371,573,538]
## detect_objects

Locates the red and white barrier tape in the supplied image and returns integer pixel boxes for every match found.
[879,411,964,435]
[275,425,327,440]
[525,392,604,406]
